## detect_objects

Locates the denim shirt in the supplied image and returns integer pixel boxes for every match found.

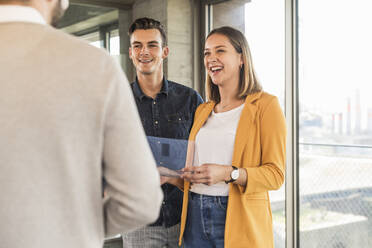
[131,77,203,227]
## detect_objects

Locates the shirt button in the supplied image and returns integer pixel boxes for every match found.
[155,120,158,125]
[153,101,156,105]
[162,201,166,205]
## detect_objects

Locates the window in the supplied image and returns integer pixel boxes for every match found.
[109,29,120,56]
[298,0,372,247]
[80,31,102,48]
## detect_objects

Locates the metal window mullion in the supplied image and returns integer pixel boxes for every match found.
[106,30,111,53]
[285,0,299,248]
[199,1,213,99]
[99,26,110,51]
[206,4,213,34]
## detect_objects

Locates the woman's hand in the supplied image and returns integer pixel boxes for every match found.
[181,164,232,186]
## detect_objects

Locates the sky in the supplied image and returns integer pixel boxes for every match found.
[245,0,372,128]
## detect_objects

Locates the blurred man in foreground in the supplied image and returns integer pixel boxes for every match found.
[0,1,163,248]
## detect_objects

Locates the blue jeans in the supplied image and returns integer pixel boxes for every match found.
[183,192,228,248]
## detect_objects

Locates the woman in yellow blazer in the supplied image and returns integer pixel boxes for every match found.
[178,26,286,248]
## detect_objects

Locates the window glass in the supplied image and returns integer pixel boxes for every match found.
[80,32,103,48]
[109,29,120,56]
[298,0,372,247]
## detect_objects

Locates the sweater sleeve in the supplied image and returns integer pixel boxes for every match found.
[102,58,163,237]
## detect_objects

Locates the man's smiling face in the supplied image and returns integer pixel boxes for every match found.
[129,29,168,75]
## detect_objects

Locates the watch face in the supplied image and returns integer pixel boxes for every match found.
[231,169,239,180]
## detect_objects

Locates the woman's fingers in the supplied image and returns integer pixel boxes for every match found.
[181,164,224,185]
[182,168,212,184]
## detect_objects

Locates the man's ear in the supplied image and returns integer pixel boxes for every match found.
[61,0,69,11]
[129,47,133,60]
[162,46,169,59]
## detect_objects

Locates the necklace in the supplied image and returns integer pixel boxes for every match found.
[215,100,244,113]
[219,103,233,109]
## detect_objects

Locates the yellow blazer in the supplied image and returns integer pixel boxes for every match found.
[179,91,286,247]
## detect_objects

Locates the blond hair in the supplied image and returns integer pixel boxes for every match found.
[205,26,262,102]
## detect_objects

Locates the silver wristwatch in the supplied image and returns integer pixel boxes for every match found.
[225,166,239,184]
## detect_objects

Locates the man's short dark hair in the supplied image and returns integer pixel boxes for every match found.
[128,17,167,47]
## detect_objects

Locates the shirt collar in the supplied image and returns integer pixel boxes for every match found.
[133,77,169,101]
[0,5,46,25]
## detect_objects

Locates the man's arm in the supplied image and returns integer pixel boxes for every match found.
[102,58,163,237]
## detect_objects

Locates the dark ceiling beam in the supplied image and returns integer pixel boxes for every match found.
[70,0,132,10]
[204,0,229,4]
[204,0,250,5]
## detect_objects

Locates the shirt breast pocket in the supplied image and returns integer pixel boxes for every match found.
[166,113,192,138]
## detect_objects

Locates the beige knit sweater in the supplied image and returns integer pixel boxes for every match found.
[0,22,163,248]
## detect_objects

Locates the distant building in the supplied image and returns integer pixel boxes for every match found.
[347,98,351,135]
[367,108,372,134]
[355,90,362,134]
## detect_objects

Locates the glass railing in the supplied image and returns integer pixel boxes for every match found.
[299,143,372,247]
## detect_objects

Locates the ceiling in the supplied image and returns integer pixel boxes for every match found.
[57,4,115,28]
[57,0,138,29]
[70,0,136,9]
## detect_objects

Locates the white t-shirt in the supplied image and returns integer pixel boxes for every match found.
[190,103,244,196]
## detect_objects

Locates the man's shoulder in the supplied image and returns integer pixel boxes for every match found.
[129,81,136,91]
[40,26,125,85]
[45,26,109,59]
[167,80,200,96]
[1,23,108,58]
[34,25,119,79]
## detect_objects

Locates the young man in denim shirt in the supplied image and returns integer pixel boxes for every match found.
[121,17,203,248]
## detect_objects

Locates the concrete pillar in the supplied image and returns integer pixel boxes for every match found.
[212,0,250,33]
[118,9,133,81]
[132,0,167,23]
[167,0,193,87]
[129,0,193,88]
